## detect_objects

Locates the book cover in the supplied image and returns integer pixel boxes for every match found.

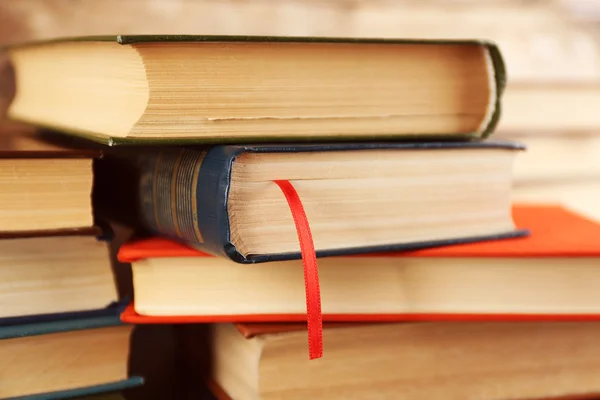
[119,140,526,263]
[0,313,123,340]
[0,300,127,328]
[120,205,600,324]
[8,379,143,400]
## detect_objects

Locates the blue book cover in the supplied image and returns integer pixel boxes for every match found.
[130,141,528,263]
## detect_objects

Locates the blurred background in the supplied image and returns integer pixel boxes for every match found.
[1,0,599,220]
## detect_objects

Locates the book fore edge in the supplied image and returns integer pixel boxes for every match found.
[477,47,498,135]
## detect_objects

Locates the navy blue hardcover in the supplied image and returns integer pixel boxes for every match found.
[0,300,128,328]
[136,141,528,263]
[0,312,123,340]
[6,378,143,400]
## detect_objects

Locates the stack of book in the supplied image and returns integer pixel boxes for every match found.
[4,35,600,399]
[0,133,140,398]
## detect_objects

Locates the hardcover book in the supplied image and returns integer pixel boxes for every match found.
[201,321,600,400]
[0,314,141,399]
[102,141,525,263]
[0,233,119,320]
[6,35,504,144]
[11,381,140,400]
[0,131,100,235]
[118,205,600,321]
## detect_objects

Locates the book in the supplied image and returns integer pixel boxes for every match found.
[12,381,139,400]
[0,233,119,320]
[118,205,600,320]
[0,302,127,328]
[0,314,141,399]
[0,131,99,235]
[104,141,524,263]
[202,321,600,400]
[6,35,504,144]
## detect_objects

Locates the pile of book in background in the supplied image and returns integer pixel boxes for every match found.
[2,35,600,400]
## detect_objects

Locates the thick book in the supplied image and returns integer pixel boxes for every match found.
[105,141,524,263]
[7,35,504,145]
[198,321,600,400]
[0,232,120,320]
[0,314,141,399]
[118,205,600,321]
[0,131,100,235]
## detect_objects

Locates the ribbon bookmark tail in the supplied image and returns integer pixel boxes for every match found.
[274,180,323,360]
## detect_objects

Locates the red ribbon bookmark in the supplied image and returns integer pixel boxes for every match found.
[274,180,323,360]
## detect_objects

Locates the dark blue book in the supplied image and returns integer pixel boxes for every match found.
[7,379,142,400]
[127,141,527,263]
[0,313,142,399]
[0,228,120,321]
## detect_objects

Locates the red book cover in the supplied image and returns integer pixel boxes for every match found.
[119,205,600,324]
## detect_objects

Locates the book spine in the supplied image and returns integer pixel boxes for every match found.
[137,147,244,260]
[481,42,506,138]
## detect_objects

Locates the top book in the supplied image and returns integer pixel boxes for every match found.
[5,35,504,145]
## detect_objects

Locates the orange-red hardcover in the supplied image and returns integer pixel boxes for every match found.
[120,205,600,324]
